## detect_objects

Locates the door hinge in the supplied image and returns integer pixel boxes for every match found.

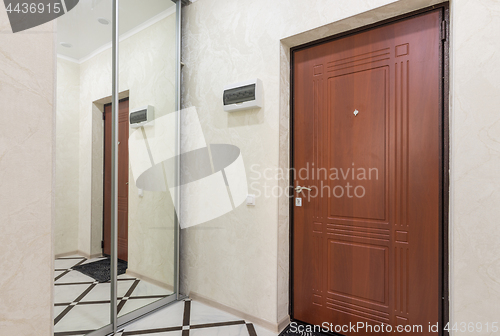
[102,112,105,120]
[441,20,447,41]
[101,240,104,248]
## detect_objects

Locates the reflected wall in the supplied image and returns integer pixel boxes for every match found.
[119,1,177,291]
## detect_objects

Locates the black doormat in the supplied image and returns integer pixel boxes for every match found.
[71,258,128,283]
[280,321,331,336]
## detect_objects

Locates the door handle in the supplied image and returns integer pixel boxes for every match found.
[295,185,312,194]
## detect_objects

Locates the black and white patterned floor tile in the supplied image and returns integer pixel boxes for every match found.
[54,255,173,336]
[54,256,277,336]
[118,299,277,336]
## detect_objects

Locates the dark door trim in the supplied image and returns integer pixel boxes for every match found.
[288,3,450,334]
[102,102,111,257]
[102,97,130,259]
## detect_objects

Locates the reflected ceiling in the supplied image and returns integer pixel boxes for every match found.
[57,0,175,61]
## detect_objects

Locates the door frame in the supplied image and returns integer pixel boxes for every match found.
[288,3,450,333]
[103,101,111,257]
[102,97,130,261]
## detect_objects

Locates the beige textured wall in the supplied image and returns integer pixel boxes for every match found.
[120,13,177,287]
[180,0,397,326]
[55,58,80,255]
[90,102,104,257]
[450,0,500,330]
[181,0,500,331]
[0,8,55,336]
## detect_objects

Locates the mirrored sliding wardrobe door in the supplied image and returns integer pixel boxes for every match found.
[115,0,179,325]
[55,0,180,334]
[54,0,114,335]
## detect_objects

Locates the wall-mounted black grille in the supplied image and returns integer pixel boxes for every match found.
[223,84,256,105]
[130,110,148,124]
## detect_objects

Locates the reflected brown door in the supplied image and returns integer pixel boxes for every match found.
[293,10,443,335]
[103,98,129,262]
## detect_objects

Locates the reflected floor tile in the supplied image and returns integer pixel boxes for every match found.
[189,301,242,325]
[54,302,110,333]
[81,257,107,265]
[55,269,95,284]
[82,280,134,302]
[122,300,185,331]
[54,270,65,278]
[129,280,172,297]
[118,297,164,317]
[119,273,137,280]
[53,305,66,317]
[55,258,85,270]
[54,283,93,304]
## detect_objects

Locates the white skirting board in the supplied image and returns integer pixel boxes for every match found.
[188,291,290,333]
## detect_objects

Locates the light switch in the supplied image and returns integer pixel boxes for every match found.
[138,188,144,197]
[246,194,255,206]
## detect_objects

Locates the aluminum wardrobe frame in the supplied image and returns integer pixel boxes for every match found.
[84,0,183,335]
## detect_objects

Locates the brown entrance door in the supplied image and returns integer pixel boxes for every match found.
[103,98,129,262]
[293,10,443,335]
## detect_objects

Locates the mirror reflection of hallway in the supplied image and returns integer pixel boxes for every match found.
[53,1,179,334]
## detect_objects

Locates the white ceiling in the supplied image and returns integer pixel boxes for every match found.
[57,0,175,61]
